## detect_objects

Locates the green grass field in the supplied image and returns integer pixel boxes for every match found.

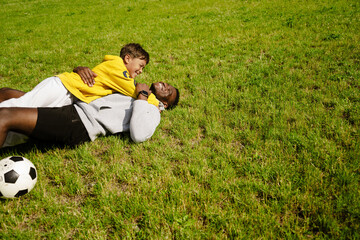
[0,0,359,238]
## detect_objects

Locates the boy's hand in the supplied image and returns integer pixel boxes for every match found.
[135,83,152,100]
[73,66,97,87]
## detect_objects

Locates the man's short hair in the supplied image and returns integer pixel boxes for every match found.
[168,88,180,110]
[120,43,150,64]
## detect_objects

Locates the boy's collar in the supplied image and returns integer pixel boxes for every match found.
[158,101,165,111]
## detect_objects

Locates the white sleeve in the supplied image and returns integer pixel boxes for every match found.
[130,100,161,143]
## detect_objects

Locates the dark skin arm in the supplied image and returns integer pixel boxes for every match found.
[73,66,98,87]
[135,83,161,112]
[72,67,155,102]
[73,67,160,113]
[135,83,151,101]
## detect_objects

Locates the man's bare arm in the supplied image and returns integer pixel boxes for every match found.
[73,66,98,87]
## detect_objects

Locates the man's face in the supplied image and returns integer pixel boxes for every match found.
[124,56,147,78]
[150,82,177,109]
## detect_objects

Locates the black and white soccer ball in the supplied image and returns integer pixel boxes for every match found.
[0,156,37,198]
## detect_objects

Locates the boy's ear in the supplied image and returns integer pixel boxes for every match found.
[124,54,132,64]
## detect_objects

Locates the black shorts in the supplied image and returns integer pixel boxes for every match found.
[30,105,91,146]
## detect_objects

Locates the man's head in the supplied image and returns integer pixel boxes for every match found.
[150,82,180,110]
[120,43,150,78]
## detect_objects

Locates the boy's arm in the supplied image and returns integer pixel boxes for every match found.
[73,66,98,87]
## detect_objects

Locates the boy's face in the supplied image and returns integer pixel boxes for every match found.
[124,55,147,78]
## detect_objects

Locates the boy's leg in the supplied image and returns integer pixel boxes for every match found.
[0,76,75,108]
[0,108,38,147]
[0,88,26,102]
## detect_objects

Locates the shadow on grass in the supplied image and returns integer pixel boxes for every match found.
[0,132,131,156]
[0,139,72,155]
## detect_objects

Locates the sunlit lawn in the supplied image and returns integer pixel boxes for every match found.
[0,0,359,238]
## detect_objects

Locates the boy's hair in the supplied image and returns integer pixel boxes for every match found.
[120,43,150,64]
[168,88,180,110]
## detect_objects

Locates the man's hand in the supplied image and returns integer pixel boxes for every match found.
[73,66,97,87]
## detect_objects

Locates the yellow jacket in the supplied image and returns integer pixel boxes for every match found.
[57,55,159,106]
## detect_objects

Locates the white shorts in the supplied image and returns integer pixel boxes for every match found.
[0,76,76,108]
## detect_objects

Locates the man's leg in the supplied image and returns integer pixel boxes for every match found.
[0,108,38,147]
[0,88,26,102]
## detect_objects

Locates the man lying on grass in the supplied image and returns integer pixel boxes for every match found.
[0,68,179,148]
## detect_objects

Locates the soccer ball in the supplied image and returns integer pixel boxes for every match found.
[0,156,37,198]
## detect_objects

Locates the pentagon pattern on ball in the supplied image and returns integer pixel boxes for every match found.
[4,170,20,183]
[0,156,38,198]
[15,189,28,197]
[29,167,37,180]
[10,156,25,162]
